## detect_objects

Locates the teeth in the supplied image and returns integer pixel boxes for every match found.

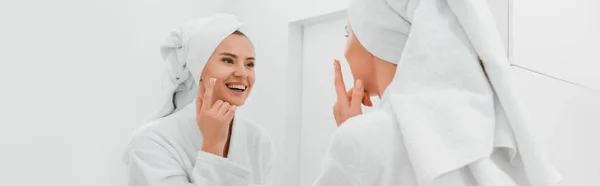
[227,84,246,90]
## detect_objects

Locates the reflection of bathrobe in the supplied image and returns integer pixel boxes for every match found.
[123,102,274,186]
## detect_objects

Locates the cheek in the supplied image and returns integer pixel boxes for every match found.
[345,41,369,75]
[206,65,233,80]
[344,40,351,59]
[200,60,220,79]
[344,38,368,64]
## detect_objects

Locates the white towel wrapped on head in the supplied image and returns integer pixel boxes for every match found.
[154,14,243,119]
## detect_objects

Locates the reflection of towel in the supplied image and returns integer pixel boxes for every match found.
[153,14,243,119]
[348,0,561,185]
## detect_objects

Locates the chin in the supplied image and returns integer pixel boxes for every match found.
[222,97,246,106]
[232,100,245,106]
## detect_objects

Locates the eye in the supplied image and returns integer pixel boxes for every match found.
[344,34,348,38]
[246,62,255,68]
[222,57,234,64]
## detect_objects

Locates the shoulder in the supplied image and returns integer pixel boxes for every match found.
[324,109,404,183]
[128,119,167,147]
[130,114,183,144]
[122,115,182,163]
[129,107,197,145]
[327,108,401,165]
[332,109,399,149]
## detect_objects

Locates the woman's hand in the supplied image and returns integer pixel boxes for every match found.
[196,78,236,157]
[332,60,372,127]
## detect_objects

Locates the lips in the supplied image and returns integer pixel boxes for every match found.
[226,83,247,92]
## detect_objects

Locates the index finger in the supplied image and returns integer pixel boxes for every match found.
[202,78,216,110]
[334,59,348,104]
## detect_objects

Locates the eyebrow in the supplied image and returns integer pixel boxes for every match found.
[219,52,255,61]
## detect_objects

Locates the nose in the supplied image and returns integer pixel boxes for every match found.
[233,63,248,78]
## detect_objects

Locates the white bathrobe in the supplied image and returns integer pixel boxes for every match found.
[313,92,535,186]
[123,102,274,186]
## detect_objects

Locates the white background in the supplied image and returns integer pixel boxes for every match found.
[0,0,228,185]
[1,0,598,186]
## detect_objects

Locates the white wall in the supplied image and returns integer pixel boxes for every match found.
[0,0,226,185]
[512,0,600,184]
[512,0,600,90]
[514,67,600,185]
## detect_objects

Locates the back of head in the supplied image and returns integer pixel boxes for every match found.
[347,0,418,64]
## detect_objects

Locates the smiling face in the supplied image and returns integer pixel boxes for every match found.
[199,32,256,106]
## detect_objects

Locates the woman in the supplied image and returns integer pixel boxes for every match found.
[123,14,273,186]
[314,0,561,185]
